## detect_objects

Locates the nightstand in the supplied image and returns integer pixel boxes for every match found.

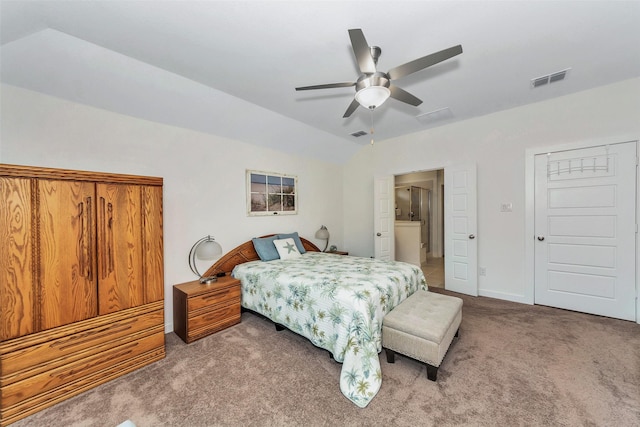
[327,251,349,256]
[173,276,241,343]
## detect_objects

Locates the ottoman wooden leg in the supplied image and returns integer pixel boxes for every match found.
[426,364,438,381]
[385,348,396,363]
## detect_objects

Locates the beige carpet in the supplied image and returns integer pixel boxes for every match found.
[12,289,640,427]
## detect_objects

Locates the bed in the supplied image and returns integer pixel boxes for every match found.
[203,234,427,407]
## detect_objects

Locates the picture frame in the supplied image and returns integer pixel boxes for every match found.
[246,170,297,216]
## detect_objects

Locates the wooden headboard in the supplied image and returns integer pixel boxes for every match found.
[202,234,321,277]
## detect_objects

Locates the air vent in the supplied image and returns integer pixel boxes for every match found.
[350,130,368,138]
[532,76,549,88]
[549,70,567,83]
[531,68,571,88]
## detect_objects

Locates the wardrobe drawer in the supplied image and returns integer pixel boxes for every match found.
[0,305,164,379]
[1,331,164,407]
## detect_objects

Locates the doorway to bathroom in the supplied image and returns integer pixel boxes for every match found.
[394,170,444,288]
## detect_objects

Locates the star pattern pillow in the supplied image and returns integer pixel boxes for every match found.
[273,238,302,260]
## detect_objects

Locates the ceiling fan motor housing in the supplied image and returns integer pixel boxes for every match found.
[356,71,390,92]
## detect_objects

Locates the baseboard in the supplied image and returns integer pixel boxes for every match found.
[478,289,532,305]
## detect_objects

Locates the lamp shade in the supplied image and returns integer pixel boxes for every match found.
[195,238,222,260]
[315,225,330,240]
[189,235,222,284]
[315,225,330,252]
[355,86,390,109]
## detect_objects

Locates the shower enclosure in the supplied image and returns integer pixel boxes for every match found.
[395,185,431,253]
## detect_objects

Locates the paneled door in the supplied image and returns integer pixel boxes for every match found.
[0,177,36,339]
[142,185,164,304]
[38,179,98,329]
[374,176,394,261]
[444,164,478,296]
[534,142,636,320]
[97,183,144,314]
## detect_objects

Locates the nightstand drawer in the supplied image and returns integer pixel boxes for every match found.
[187,315,240,342]
[187,286,241,312]
[189,301,241,331]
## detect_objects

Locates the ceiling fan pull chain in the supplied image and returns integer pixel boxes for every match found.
[370,106,375,145]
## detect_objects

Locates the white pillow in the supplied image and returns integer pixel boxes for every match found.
[273,238,302,260]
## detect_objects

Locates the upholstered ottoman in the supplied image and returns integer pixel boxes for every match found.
[382,290,462,381]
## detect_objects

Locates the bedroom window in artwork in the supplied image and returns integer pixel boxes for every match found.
[247,170,297,216]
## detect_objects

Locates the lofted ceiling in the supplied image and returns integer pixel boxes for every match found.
[1,1,640,164]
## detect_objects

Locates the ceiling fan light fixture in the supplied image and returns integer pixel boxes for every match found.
[355,86,391,109]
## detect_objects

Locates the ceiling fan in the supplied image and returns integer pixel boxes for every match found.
[295,29,462,118]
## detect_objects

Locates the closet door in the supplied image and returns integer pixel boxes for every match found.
[97,183,144,314]
[142,185,164,303]
[0,177,36,340]
[38,179,98,330]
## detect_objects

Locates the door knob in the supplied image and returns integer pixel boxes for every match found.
[468,234,475,239]
[376,232,382,237]
[537,236,545,241]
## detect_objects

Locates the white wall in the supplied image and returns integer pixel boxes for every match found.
[344,77,640,303]
[3,78,639,323]
[0,84,344,332]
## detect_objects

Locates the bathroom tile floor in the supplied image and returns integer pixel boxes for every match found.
[422,256,444,289]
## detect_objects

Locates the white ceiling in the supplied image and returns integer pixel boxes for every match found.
[2,1,640,163]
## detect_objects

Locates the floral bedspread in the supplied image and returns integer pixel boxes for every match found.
[232,252,427,407]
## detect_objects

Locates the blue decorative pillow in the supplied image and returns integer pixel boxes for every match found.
[277,232,306,254]
[252,236,280,261]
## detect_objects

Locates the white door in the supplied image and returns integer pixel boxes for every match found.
[374,176,394,261]
[444,165,478,296]
[534,142,636,321]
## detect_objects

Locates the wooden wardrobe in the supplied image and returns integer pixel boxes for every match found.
[0,164,165,426]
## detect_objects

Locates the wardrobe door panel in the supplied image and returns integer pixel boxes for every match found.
[38,180,98,330]
[0,177,35,340]
[142,186,164,303]
[97,183,144,314]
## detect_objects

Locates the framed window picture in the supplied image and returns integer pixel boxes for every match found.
[247,170,297,216]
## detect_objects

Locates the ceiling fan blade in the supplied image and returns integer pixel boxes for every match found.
[387,45,463,80]
[343,99,360,118]
[348,29,376,74]
[389,85,422,106]
[295,82,355,91]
